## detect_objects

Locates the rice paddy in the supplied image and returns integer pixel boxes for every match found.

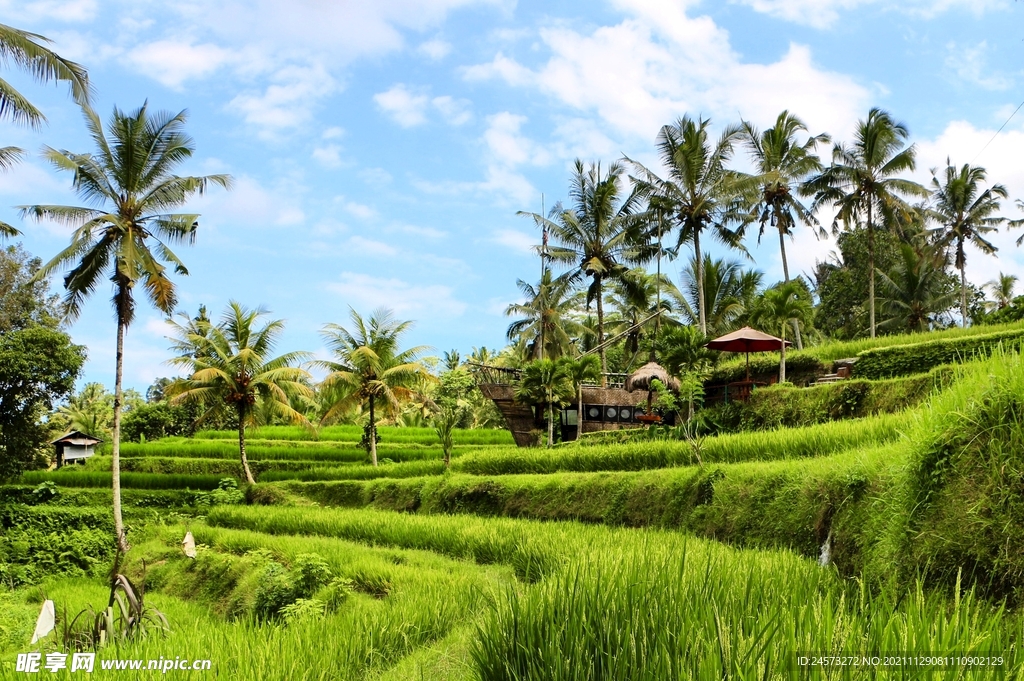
[5,357,1024,678]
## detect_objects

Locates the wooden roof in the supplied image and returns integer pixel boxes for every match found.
[52,430,103,446]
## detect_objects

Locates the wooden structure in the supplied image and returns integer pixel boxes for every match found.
[471,364,647,447]
[53,430,102,468]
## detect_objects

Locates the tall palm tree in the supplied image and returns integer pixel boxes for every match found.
[167,302,312,484]
[25,104,230,551]
[741,111,829,349]
[504,269,585,360]
[928,162,1007,327]
[314,308,432,466]
[605,267,683,362]
[678,255,763,336]
[806,108,927,338]
[985,272,1018,311]
[748,281,812,383]
[876,243,957,333]
[520,160,649,379]
[627,115,750,337]
[0,23,91,237]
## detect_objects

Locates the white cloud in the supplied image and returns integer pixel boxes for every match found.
[347,236,397,257]
[374,86,473,127]
[483,112,550,166]
[432,96,473,125]
[491,228,537,254]
[228,62,337,136]
[0,0,97,22]
[374,84,430,127]
[191,175,305,229]
[128,40,236,89]
[413,111,546,205]
[359,167,394,185]
[466,4,870,142]
[731,0,1007,29]
[389,223,447,239]
[418,38,452,60]
[322,126,345,140]
[945,41,1013,91]
[325,272,466,317]
[312,144,344,169]
[190,0,498,63]
[344,201,377,219]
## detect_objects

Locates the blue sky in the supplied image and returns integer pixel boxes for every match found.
[1,0,1023,392]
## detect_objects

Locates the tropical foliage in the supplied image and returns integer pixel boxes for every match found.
[25,103,230,550]
[167,302,312,484]
[314,308,432,466]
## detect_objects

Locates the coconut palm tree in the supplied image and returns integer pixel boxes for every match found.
[0,23,91,237]
[927,162,1007,327]
[876,243,957,333]
[606,268,683,362]
[678,255,763,336]
[520,160,649,379]
[516,358,574,447]
[627,115,750,337]
[25,104,230,551]
[985,272,1018,311]
[741,111,829,348]
[314,308,432,466]
[748,281,812,383]
[505,269,585,360]
[167,302,312,484]
[806,108,927,338]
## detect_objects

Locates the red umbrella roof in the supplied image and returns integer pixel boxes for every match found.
[704,326,790,353]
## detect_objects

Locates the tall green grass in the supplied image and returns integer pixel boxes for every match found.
[19,470,226,490]
[258,460,446,482]
[120,440,451,463]
[451,412,910,476]
[713,319,1024,374]
[85,455,349,476]
[474,541,1021,680]
[206,506,559,582]
[192,425,513,445]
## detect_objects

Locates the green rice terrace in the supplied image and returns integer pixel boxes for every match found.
[6,328,1024,679]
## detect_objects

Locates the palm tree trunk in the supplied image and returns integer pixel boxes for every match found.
[779,323,787,383]
[369,395,378,466]
[547,399,554,448]
[959,241,968,328]
[780,228,803,350]
[694,228,706,336]
[238,404,255,484]
[577,384,583,441]
[111,318,128,553]
[867,203,876,339]
[595,276,607,386]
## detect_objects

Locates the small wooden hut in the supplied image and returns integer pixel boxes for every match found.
[53,431,102,468]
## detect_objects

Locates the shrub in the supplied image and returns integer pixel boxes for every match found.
[293,553,333,597]
[854,328,1024,379]
[706,353,827,386]
[253,561,295,620]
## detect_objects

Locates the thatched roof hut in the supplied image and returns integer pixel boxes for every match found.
[625,362,680,393]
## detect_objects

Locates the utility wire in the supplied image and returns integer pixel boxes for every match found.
[972,97,1024,163]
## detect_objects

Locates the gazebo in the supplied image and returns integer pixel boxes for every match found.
[625,361,680,423]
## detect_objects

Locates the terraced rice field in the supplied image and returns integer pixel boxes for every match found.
[5,353,1024,678]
